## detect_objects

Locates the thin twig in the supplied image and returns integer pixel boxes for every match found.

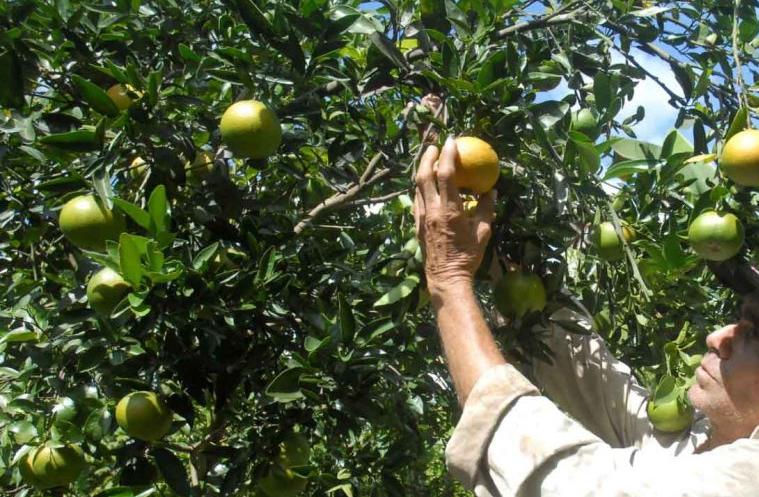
[495,8,586,39]
[732,0,751,126]
[348,190,406,207]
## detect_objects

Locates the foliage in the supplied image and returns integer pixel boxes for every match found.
[2,0,759,495]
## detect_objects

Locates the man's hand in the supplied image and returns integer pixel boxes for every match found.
[413,137,496,296]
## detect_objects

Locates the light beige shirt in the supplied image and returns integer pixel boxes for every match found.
[446,309,759,496]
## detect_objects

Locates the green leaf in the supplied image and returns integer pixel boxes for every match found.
[338,293,355,343]
[569,133,600,175]
[93,171,114,209]
[148,185,169,235]
[84,407,112,441]
[72,75,119,116]
[0,49,24,108]
[660,130,693,159]
[373,275,420,307]
[119,234,143,286]
[39,130,100,152]
[153,448,191,497]
[265,367,304,403]
[530,100,570,129]
[593,72,617,110]
[477,51,507,89]
[369,32,409,71]
[178,43,201,62]
[669,62,692,101]
[193,242,220,271]
[9,421,38,444]
[0,328,38,344]
[610,138,662,161]
[147,69,162,107]
[725,107,749,142]
[603,159,658,180]
[113,198,152,231]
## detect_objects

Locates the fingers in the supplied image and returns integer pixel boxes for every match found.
[416,145,440,206]
[436,136,461,213]
[475,189,496,222]
[414,187,425,239]
[476,190,496,246]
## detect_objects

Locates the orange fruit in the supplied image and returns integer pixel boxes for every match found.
[58,195,126,251]
[107,84,136,111]
[453,137,499,194]
[720,129,759,186]
[592,221,636,261]
[20,444,85,489]
[493,271,547,318]
[220,100,282,159]
[688,211,744,261]
[86,267,131,316]
[115,391,173,441]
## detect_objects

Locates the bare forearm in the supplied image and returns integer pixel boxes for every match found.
[431,281,507,405]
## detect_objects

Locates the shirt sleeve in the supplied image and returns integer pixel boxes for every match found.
[446,366,759,497]
[527,311,654,448]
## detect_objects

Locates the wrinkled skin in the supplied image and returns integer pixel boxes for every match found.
[413,137,496,295]
[689,321,759,450]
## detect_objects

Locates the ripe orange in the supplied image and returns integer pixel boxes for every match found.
[20,444,85,489]
[688,211,744,261]
[493,271,547,318]
[720,129,759,186]
[454,137,499,194]
[115,391,173,441]
[58,195,126,251]
[86,267,131,316]
[592,221,636,261]
[220,100,282,159]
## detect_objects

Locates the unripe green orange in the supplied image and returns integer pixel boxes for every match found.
[493,271,547,319]
[570,108,600,141]
[454,137,500,194]
[86,267,131,316]
[592,222,636,261]
[58,195,126,251]
[20,444,85,489]
[720,129,759,186]
[115,391,173,442]
[647,396,694,433]
[688,211,744,261]
[220,100,282,159]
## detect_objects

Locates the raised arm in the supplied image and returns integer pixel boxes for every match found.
[414,137,504,405]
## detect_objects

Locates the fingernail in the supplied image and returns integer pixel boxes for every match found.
[445,136,455,146]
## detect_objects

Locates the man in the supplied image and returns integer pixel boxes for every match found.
[413,137,759,496]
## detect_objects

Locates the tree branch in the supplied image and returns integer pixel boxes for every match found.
[495,7,586,39]
[293,161,394,234]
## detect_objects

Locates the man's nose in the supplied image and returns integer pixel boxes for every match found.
[705,324,741,359]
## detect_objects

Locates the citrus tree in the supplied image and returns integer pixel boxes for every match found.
[2,0,759,495]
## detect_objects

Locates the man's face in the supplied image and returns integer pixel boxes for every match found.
[688,322,759,438]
